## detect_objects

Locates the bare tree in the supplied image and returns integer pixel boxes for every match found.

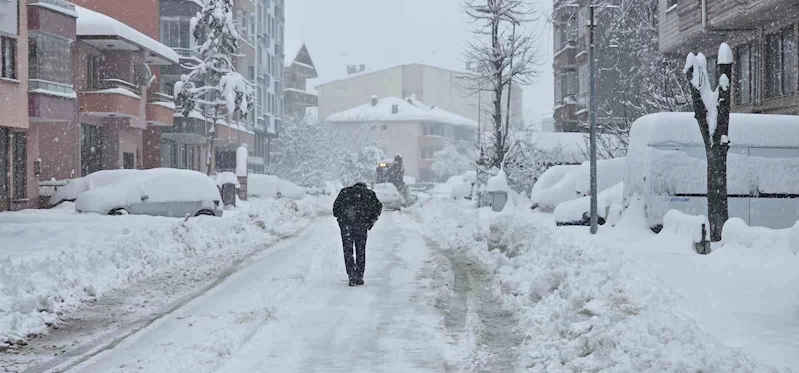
[683,45,733,242]
[463,0,542,171]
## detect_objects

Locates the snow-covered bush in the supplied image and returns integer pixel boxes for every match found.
[662,210,709,243]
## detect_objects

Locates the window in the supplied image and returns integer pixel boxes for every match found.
[1,36,16,79]
[123,152,135,169]
[81,124,103,176]
[706,56,717,89]
[87,55,102,90]
[28,32,72,85]
[735,44,755,105]
[764,26,796,98]
[160,18,189,49]
[12,132,26,199]
[0,129,7,203]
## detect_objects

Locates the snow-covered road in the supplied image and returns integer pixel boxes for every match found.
[58,212,465,373]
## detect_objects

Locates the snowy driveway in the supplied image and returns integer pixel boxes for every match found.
[58,212,464,373]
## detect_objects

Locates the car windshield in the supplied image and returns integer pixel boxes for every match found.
[3,0,795,372]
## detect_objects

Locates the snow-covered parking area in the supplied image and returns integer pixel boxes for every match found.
[0,195,332,354]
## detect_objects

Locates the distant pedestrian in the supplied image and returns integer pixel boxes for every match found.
[333,182,383,286]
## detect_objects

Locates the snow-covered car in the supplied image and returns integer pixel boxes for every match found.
[373,183,405,210]
[554,182,624,226]
[74,168,223,217]
[533,158,626,211]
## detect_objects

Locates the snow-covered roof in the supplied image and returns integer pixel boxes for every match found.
[631,112,799,148]
[326,96,477,127]
[284,39,304,67]
[75,6,179,65]
[315,62,471,88]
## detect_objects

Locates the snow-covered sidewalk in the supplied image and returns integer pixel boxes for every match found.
[411,199,784,372]
[0,197,331,350]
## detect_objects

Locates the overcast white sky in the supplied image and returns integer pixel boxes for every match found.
[285,0,554,125]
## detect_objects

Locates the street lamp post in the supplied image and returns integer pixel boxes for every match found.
[588,3,598,234]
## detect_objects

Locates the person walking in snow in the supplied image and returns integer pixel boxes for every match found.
[333,182,383,286]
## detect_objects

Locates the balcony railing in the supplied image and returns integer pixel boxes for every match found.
[28,0,76,14]
[149,92,175,105]
[173,48,201,61]
[87,78,141,96]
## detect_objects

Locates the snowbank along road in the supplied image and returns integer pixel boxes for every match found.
[29,212,518,373]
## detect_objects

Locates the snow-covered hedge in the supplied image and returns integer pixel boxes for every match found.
[721,218,799,255]
[0,196,333,347]
[414,200,778,372]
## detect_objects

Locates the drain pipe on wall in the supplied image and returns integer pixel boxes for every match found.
[702,0,707,29]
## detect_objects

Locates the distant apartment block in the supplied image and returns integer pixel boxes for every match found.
[551,0,633,133]
[316,63,524,132]
[327,96,478,182]
[283,39,318,122]
[659,0,799,115]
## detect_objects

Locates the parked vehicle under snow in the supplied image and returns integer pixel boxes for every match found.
[624,112,799,230]
[74,168,223,217]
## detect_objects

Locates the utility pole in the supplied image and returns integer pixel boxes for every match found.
[588,2,598,234]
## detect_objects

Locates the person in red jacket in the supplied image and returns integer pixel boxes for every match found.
[332,182,383,286]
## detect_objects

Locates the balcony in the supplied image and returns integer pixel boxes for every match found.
[79,79,141,119]
[27,0,77,17]
[28,79,76,123]
[553,95,578,124]
[553,41,577,71]
[284,88,317,108]
[146,92,175,127]
[706,0,795,31]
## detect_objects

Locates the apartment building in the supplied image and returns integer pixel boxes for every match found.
[158,0,283,174]
[0,0,36,211]
[316,63,524,131]
[327,96,478,182]
[659,0,799,115]
[283,39,318,122]
[551,0,631,133]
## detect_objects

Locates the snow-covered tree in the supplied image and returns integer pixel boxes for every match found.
[683,44,733,242]
[174,0,254,173]
[431,144,477,180]
[503,131,566,193]
[339,145,387,186]
[463,0,542,171]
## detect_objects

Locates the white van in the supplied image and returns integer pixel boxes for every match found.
[624,112,799,231]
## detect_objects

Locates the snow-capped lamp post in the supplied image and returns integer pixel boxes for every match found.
[683,43,733,243]
[236,144,248,201]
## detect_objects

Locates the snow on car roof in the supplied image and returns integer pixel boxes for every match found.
[631,112,799,148]
[326,97,477,127]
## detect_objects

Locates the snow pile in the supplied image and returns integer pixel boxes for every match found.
[721,218,796,254]
[248,174,306,200]
[414,201,780,372]
[215,171,240,187]
[0,195,334,347]
[74,169,221,214]
[430,172,475,200]
[485,169,509,192]
[663,210,709,243]
[553,182,624,224]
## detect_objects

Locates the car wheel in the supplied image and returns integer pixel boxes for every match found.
[109,208,129,216]
[195,209,216,217]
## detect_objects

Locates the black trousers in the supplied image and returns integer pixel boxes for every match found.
[339,222,368,280]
